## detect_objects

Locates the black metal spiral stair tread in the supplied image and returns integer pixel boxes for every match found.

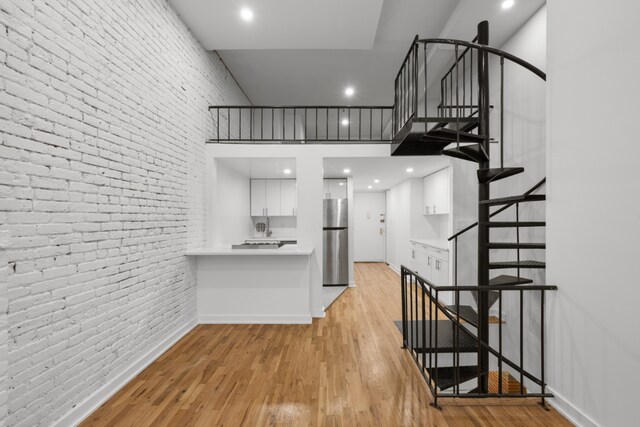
[480,194,546,206]
[477,167,525,183]
[427,366,483,391]
[489,260,546,269]
[487,221,546,228]
[427,128,487,143]
[393,320,478,353]
[489,274,534,286]
[442,144,489,163]
[488,242,546,249]
[444,305,479,327]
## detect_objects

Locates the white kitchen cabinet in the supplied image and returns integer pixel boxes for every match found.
[324,179,347,199]
[251,179,293,217]
[280,179,297,216]
[251,179,267,216]
[423,168,450,215]
[409,241,449,286]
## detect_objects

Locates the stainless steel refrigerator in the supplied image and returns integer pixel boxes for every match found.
[323,198,348,286]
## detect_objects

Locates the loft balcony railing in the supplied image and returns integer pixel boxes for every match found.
[208,106,394,144]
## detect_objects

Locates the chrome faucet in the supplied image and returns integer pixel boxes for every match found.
[266,216,272,237]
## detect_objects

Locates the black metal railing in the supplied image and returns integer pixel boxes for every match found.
[208,105,394,143]
[449,178,547,295]
[392,36,546,159]
[400,266,555,408]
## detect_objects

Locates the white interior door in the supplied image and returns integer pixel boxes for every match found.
[354,192,386,262]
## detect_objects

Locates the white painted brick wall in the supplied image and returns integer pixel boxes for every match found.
[0,0,249,425]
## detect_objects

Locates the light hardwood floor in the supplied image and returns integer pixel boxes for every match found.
[81,263,571,426]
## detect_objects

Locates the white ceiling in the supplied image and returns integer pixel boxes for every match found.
[217,157,297,179]
[324,156,450,192]
[168,0,384,50]
[187,0,547,106]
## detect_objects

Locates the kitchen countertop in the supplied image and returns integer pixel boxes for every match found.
[409,238,449,251]
[186,244,313,256]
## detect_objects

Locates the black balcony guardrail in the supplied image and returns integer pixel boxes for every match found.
[208,105,394,144]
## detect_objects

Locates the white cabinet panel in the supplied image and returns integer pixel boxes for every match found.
[423,168,450,215]
[251,179,266,216]
[265,180,281,216]
[280,179,297,216]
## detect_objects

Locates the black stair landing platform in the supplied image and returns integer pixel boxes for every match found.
[394,320,477,353]
[391,116,484,156]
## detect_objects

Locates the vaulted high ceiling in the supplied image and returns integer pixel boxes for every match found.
[169,0,545,105]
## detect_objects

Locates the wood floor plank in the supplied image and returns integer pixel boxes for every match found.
[81,262,571,426]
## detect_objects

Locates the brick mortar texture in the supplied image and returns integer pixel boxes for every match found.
[0,0,249,425]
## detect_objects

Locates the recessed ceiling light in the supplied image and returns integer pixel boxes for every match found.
[345,87,355,97]
[501,0,514,9]
[406,167,414,173]
[374,179,380,183]
[368,185,372,189]
[339,182,345,186]
[240,7,254,21]
[341,118,349,126]
[283,168,291,175]
[343,168,351,174]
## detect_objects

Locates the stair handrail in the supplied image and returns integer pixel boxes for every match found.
[448,177,546,241]
[417,38,546,82]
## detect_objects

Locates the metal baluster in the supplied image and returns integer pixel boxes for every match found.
[455,44,460,148]
[271,108,274,140]
[380,108,384,141]
[455,287,460,394]
[227,108,231,140]
[516,203,521,280]
[540,289,547,407]
[433,289,439,408]
[424,43,428,127]
[409,273,414,354]
[216,108,220,142]
[401,270,407,348]
[358,108,362,141]
[250,108,253,140]
[239,107,242,139]
[463,54,466,117]
[282,107,285,141]
[520,289,524,394]
[499,290,503,395]
[500,56,505,169]
[470,48,474,113]
[449,73,453,117]
[414,277,419,362]
[413,42,418,117]
[348,108,351,141]
[326,108,329,140]
[260,108,264,140]
[293,108,297,141]
[422,280,426,373]
[369,108,373,141]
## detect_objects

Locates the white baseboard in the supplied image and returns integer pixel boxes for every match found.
[199,314,312,324]
[387,263,400,275]
[547,386,600,427]
[54,318,198,427]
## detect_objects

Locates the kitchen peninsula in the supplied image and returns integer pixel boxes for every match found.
[186,243,314,324]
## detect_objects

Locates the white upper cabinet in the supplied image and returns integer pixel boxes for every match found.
[265,180,281,216]
[280,179,297,216]
[251,179,267,216]
[251,179,296,217]
[423,168,450,215]
[324,179,347,199]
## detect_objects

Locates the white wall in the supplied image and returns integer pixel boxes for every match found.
[385,179,415,271]
[209,144,389,317]
[0,231,8,425]
[212,160,254,245]
[547,1,640,426]
[0,0,249,425]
